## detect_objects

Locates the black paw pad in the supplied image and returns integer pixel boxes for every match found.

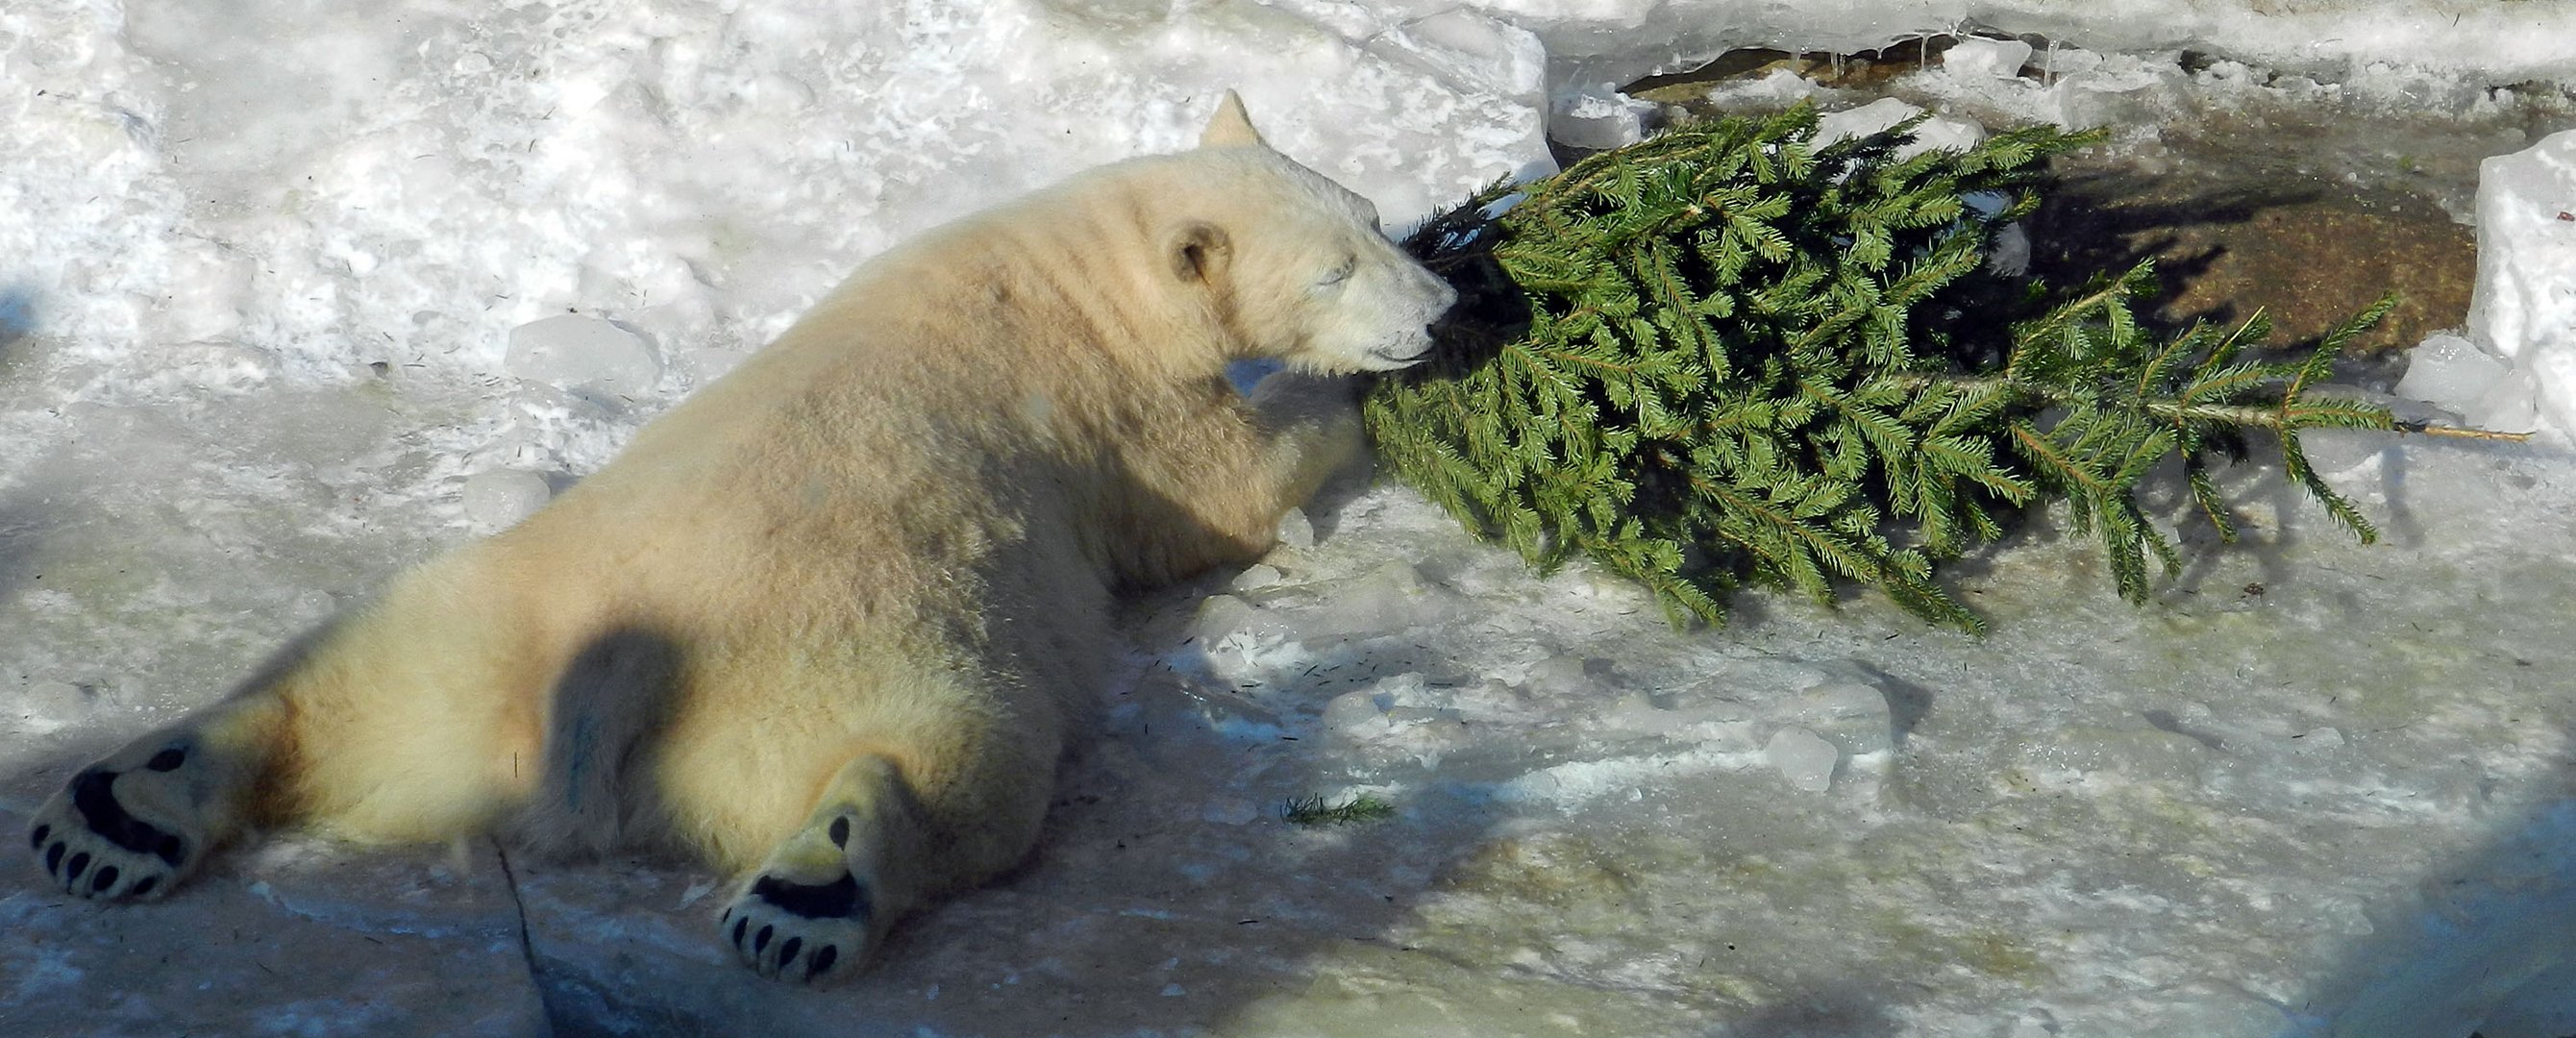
[777,936,804,967]
[749,872,869,921]
[806,944,840,980]
[92,865,120,893]
[29,825,48,852]
[69,767,188,866]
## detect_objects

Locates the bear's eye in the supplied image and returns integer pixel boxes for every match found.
[1316,259,1356,288]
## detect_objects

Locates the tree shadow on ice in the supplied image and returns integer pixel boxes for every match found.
[2025,174,2324,336]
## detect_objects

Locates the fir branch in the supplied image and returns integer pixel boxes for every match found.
[1366,102,2447,631]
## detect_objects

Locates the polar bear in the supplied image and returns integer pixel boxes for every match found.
[24,93,1455,983]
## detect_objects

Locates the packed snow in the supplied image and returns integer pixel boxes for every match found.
[4,1,2575,1036]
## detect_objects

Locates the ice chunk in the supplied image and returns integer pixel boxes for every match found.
[1190,594,1284,645]
[1944,37,2033,81]
[1765,727,1839,793]
[2048,54,2180,130]
[1230,563,1284,591]
[1775,680,1897,756]
[1521,655,1596,695]
[1305,561,1450,637]
[1322,688,1394,731]
[1274,507,1315,551]
[460,468,553,530]
[2289,726,2349,753]
[1549,82,1654,151]
[2469,128,2576,438]
[506,315,662,400]
[1186,593,1300,678]
[2398,333,2511,411]
[1812,98,1986,161]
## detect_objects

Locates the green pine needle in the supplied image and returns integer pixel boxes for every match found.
[1281,794,1398,827]
[1366,101,2397,633]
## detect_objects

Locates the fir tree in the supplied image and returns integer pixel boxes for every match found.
[1364,103,2404,633]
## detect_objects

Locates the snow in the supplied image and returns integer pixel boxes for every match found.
[2468,129,2576,439]
[4,1,2575,1036]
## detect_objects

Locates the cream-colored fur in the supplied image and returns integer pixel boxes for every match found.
[24,93,1455,983]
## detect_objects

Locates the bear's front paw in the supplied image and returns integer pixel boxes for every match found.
[720,826,876,983]
[26,746,208,901]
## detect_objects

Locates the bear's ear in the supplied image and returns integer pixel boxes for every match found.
[1169,221,1232,283]
[1199,89,1268,150]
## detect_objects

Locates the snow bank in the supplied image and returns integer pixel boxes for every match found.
[1497,0,2576,87]
[2465,129,2576,439]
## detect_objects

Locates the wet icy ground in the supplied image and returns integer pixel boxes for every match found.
[7,371,2574,1037]
[7,0,2576,1035]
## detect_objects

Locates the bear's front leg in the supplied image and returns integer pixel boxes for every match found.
[718,754,920,983]
[1248,370,1368,508]
[26,694,285,900]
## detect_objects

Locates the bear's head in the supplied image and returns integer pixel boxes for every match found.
[1156,92,1458,374]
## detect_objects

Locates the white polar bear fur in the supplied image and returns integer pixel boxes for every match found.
[25,93,1455,983]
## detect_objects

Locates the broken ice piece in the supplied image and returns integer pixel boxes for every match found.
[1766,727,1839,792]
[1549,82,1654,150]
[2397,333,2510,411]
[506,314,662,399]
[1944,37,2033,81]
[1779,680,1897,756]
[1275,507,1315,550]
[461,468,553,530]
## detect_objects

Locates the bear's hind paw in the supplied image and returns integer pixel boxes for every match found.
[27,747,208,901]
[719,860,874,984]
